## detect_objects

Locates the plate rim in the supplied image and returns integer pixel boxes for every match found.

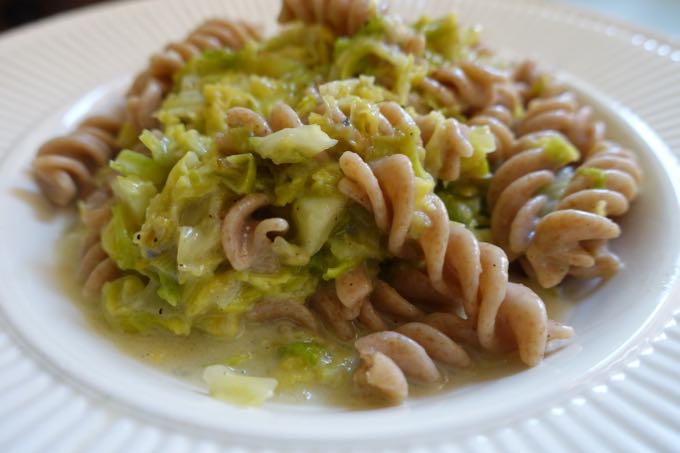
[0,0,679,451]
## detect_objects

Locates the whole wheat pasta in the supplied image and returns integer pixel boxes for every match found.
[279,0,386,36]
[309,286,357,340]
[418,61,508,112]
[125,71,170,133]
[221,193,290,273]
[512,59,567,105]
[334,265,374,316]
[469,104,515,163]
[127,19,261,134]
[32,115,122,206]
[79,187,119,298]
[524,141,642,287]
[468,81,522,163]
[356,331,441,381]
[395,322,470,368]
[415,111,475,183]
[560,141,642,207]
[312,277,423,337]
[353,323,470,403]
[516,92,605,154]
[353,350,408,403]
[339,151,571,366]
[355,280,424,333]
[246,299,319,331]
[525,210,621,288]
[487,131,578,259]
[216,104,306,154]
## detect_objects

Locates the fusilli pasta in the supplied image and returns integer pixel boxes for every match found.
[525,141,642,287]
[339,151,570,367]
[221,193,289,273]
[33,114,122,206]
[419,61,508,112]
[516,92,604,154]
[79,187,119,297]
[127,19,261,133]
[279,0,385,36]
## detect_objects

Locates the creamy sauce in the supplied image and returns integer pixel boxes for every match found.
[58,230,573,408]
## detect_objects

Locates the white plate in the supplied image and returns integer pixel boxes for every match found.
[0,0,679,451]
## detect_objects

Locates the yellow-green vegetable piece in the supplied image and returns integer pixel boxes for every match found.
[203,365,278,406]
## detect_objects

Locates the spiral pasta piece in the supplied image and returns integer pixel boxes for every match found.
[469,104,515,163]
[488,131,581,259]
[353,322,473,402]
[125,71,169,133]
[395,322,470,368]
[516,92,605,154]
[215,104,306,154]
[339,151,415,256]
[353,350,408,403]
[339,151,570,365]
[246,299,319,331]
[335,265,374,318]
[79,187,119,298]
[126,18,261,133]
[221,193,290,273]
[278,0,385,36]
[379,97,495,183]
[317,272,472,375]
[415,112,474,183]
[468,82,522,163]
[355,331,441,382]
[314,275,423,337]
[512,59,567,104]
[386,266,454,307]
[150,19,262,80]
[309,286,357,340]
[418,312,478,346]
[419,61,508,112]
[524,141,642,287]
[526,210,621,288]
[560,141,642,210]
[33,115,122,206]
[356,280,425,332]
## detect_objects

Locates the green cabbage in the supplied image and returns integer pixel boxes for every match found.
[102,275,191,335]
[110,150,168,188]
[331,37,423,103]
[577,166,607,189]
[214,153,257,194]
[309,206,386,280]
[414,14,480,63]
[422,113,495,179]
[102,204,144,272]
[137,151,222,260]
[460,125,496,178]
[251,125,337,164]
[274,339,354,390]
[528,133,581,166]
[436,179,490,230]
[181,268,318,336]
[276,341,332,387]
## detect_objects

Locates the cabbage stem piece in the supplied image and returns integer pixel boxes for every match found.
[203,365,278,406]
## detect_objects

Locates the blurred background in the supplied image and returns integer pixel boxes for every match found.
[0,0,678,38]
